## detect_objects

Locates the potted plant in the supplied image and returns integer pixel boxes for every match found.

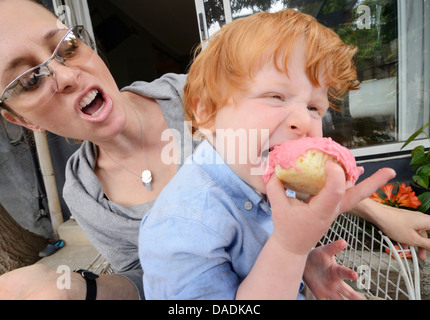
[401,122,430,213]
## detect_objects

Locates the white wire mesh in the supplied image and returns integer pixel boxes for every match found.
[82,213,421,299]
[84,253,114,275]
[319,212,421,300]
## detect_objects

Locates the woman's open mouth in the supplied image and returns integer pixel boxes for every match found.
[79,89,105,117]
[77,88,112,122]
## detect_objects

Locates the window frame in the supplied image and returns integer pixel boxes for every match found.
[194,0,430,160]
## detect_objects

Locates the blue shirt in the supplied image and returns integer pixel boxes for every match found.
[139,140,304,299]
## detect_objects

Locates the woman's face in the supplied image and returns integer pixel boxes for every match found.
[0,0,128,141]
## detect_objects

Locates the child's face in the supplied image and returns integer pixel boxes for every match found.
[207,41,330,194]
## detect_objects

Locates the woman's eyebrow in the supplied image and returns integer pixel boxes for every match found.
[43,28,61,43]
[4,29,61,74]
[5,57,25,74]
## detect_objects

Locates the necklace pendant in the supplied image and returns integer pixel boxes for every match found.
[141,170,152,191]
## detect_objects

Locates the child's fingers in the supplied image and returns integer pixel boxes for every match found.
[265,174,298,210]
[265,173,284,202]
[266,173,293,201]
[341,168,396,212]
[345,166,364,189]
[336,265,359,282]
[309,160,346,217]
[335,283,365,300]
[320,239,348,256]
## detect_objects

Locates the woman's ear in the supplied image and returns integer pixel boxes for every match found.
[1,109,42,132]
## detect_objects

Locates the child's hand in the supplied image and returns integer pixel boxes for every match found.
[303,239,364,300]
[266,160,395,256]
[267,160,348,255]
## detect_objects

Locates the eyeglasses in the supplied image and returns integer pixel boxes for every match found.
[0,25,96,109]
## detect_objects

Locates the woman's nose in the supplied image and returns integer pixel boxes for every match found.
[50,60,80,93]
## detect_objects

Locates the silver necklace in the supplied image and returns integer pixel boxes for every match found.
[100,107,153,191]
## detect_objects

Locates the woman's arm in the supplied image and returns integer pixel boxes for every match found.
[0,264,139,300]
[350,197,430,260]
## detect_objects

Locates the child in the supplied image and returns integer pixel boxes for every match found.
[138,9,394,300]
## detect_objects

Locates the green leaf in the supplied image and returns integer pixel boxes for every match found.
[417,164,430,176]
[415,175,430,189]
[411,151,427,166]
[418,192,430,213]
[402,122,430,149]
[411,145,425,158]
[413,171,429,189]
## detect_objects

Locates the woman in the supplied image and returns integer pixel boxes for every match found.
[0,0,189,299]
[0,0,430,300]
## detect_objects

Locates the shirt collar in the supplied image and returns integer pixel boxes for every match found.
[191,140,265,207]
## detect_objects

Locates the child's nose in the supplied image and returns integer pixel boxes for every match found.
[286,107,311,137]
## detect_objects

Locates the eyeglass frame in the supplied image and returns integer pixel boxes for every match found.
[0,25,96,108]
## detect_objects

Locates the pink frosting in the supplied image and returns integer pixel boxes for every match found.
[263,137,360,184]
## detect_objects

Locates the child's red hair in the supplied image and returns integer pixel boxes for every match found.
[183,9,359,131]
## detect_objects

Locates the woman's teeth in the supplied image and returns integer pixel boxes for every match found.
[79,89,105,117]
[79,89,98,109]
[91,101,105,117]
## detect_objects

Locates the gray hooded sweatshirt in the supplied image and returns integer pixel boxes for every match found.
[63,74,195,299]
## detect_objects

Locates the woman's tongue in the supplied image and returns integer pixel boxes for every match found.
[82,93,104,116]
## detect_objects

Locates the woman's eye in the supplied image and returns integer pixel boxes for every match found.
[58,39,79,61]
[20,71,43,91]
[26,74,40,88]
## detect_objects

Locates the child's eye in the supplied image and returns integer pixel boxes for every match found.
[308,105,325,118]
[267,94,283,100]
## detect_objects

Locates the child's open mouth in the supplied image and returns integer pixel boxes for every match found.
[261,147,274,165]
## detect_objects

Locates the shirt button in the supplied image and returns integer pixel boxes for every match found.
[244,201,253,210]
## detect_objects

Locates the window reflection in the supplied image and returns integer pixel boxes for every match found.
[227,0,399,148]
[202,0,429,150]
[312,0,399,149]
[203,0,226,36]
[231,0,287,18]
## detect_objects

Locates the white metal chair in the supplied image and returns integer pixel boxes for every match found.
[84,213,422,299]
[85,253,114,275]
[319,212,421,300]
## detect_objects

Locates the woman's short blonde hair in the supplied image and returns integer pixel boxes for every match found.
[183,9,359,131]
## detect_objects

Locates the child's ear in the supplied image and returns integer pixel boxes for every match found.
[1,109,42,132]
[194,101,206,124]
[195,102,215,134]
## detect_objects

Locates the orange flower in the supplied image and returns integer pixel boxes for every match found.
[396,183,421,209]
[370,183,421,209]
[381,184,395,199]
[370,191,384,204]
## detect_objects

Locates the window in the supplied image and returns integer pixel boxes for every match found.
[195,0,430,158]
